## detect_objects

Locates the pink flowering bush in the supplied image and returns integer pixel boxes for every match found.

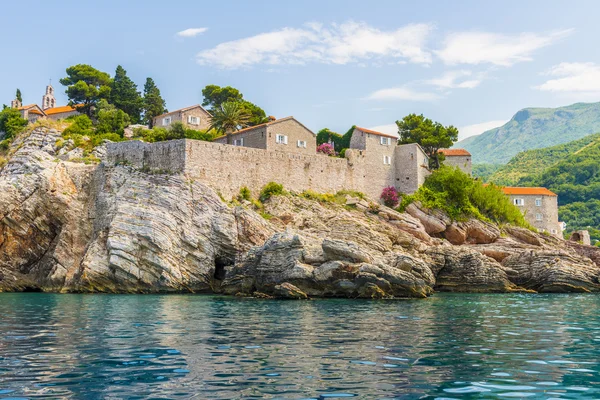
[380,186,399,208]
[317,143,336,156]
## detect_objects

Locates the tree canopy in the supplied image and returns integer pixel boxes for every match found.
[15,89,22,104]
[110,65,143,123]
[208,101,251,142]
[396,114,458,169]
[143,78,167,127]
[95,99,130,136]
[0,107,27,139]
[202,85,267,126]
[60,64,112,117]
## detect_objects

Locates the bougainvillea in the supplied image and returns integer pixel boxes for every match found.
[380,186,399,208]
[316,143,336,156]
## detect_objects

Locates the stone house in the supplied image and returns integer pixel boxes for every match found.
[501,187,561,235]
[152,105,212,130]
[349,127,429,194]
[16,104,46,124]
[213,116,317,155]
[11,84,80,123]
[439,148,472,175]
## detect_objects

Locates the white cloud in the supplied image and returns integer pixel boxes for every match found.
[366,86,441,102]
[535,62,600,94]
[196,21,433,69]
[437,29,573,66]
[425,70,482,89]
[458,119,508,141]
[177,28,208,38]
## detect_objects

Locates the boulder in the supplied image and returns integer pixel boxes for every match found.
[273,283,308,299]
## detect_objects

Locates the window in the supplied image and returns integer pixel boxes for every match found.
[535,198,542,207]
[187,116,200,125]
[551,229,557,234]
[383,155,391,165]
[513,198,524,206]
[233,138,244,146]
[162,117,171,126]
[380,136,391,145]
[535,213,543,221]
[297,140,307,148]
[276,134,288,144]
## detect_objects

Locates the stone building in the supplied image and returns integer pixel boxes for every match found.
[501,187,561,235]
[213,116,317,155]
[349,127,429,194]
[15,104,46,124]
[10,84,79,122]
[152,105,212,130]
[439,148,472,175]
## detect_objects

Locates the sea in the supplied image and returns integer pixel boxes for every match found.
[1,293,599,399]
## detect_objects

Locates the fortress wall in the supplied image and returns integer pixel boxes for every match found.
[106,140,373,199]
[106,140,187,173]
[183,140,367,198]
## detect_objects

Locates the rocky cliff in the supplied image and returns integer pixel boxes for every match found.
[1,127,600,298]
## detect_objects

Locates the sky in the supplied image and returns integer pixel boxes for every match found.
[2,0,599,140]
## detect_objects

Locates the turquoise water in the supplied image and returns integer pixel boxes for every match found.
[1,294,599,399]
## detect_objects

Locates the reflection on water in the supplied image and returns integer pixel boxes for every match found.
[1,293,599,399]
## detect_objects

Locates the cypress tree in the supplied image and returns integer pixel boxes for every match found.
[110,65,143,123]
[142,78,167,127]
[16,89,22,103]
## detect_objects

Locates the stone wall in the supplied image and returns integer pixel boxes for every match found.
[444,155,472,175]
[106,138,432,201]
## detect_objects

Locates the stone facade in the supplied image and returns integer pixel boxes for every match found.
[439,149,472,175]
[44,106,80,121]
[213,117,317,155]
[570,230,591,246]
[152,105,212,130]
[17,105,46,124]
[106,125,430,201]
[41,85,56,110]
[351,127,429,194]
[503,187,561,235]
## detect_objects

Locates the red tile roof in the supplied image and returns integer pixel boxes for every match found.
[355,126,398,139]
[501,187,557,196]
[44,105,77,115]
[213,116,315,140]
[439,148,471,156]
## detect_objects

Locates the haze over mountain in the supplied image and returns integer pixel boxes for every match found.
[456,102,600,164]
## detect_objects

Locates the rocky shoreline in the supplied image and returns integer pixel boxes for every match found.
[1,127,600,298]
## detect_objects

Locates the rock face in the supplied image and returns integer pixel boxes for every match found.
[2,127,600,297]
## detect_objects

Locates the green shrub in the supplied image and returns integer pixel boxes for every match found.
[0,156,7,169]
[259,182,284,202]
[239,186,252,201]
[0,138,12,152]
[400,166,531,228]
[0,107,28,139]
[63,115,94,137]
[95,99,130,136]
[301,190,336,203]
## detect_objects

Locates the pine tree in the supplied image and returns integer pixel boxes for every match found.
[110,65,143,123]
[142,78,167,127]
[15,89,22,104]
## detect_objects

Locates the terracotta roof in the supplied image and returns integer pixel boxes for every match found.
[501,187,557,196]
[214,116,315,140]
[29,109,44,115]
[439,148,471,156]
[44,105,77,115]
[355,126,398,139]
[17,104,38,110]
[153,104,211,120]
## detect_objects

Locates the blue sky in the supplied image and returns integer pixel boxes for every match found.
[2,0,599,140]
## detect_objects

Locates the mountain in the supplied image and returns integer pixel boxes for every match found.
[479,134,600,243]
[457,102,600,164]
[485,133,600,186]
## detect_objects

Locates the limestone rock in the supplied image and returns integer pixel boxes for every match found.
[405,202,448,234]
[273,282,308,299]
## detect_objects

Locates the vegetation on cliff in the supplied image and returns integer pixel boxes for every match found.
[401,166,531,228]
[457,102,600,164]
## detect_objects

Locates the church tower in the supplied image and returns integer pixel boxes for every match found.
[10,98,22,108]
[42,84,56,110]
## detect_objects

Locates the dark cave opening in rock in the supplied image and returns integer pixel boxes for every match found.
[213,256,230,281]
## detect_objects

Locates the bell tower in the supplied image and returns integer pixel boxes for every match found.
[42,83,56,110]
